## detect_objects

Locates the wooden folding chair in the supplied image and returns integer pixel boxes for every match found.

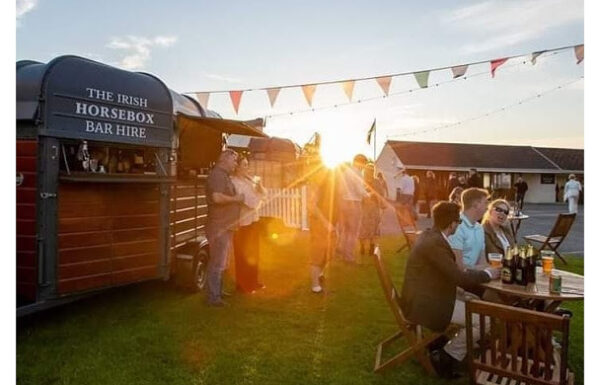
[371,247,457,375]
[523,213,576,265]
[393,203,422,254]
[466,299,574,385]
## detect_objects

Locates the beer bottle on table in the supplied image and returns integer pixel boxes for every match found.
[526,245,536,284]
[515,247,528,286]
[501,247,515,284]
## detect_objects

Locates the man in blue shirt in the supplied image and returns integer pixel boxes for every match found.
[449,188,489,268]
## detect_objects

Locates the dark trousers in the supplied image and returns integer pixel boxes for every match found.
[516,193,525,210]
[233,222,261,293]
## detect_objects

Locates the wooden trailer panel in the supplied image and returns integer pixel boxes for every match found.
[169,177,207,249]
[17,140,38,302]
[57,183,162,294]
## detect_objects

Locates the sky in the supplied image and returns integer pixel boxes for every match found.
[15,0,584,163]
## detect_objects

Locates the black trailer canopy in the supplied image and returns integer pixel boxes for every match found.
[17,55,267,148]
[17,56,174,148]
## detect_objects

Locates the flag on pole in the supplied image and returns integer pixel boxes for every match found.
[490,58,509,78]
[574,44,584,64]
[302,84,317,107]
[367,119,376,145]
[229,90,243,114]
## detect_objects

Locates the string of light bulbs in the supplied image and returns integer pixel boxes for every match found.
[386,76,583,139]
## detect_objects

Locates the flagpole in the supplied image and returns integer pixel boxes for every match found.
[373,120,377,161]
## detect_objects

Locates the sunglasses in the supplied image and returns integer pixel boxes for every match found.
[494,207,510,215]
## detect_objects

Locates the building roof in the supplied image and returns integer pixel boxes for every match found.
[533,147,584,171]
[384,140,583,173]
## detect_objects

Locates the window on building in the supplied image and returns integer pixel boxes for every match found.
[492,173,511,189]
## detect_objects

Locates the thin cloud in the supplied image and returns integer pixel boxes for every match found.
[442,0,583,54]
[106,35,177,70]
[16,0,38,24]
[203,73,241,83]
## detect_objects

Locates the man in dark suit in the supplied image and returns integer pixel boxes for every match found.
[400,201,500,378]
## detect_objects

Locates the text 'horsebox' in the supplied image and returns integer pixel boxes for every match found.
[16,56,267,315]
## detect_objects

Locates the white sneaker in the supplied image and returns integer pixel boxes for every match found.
[311,286,323,293]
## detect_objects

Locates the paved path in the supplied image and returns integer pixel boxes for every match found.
[380,203,583,257]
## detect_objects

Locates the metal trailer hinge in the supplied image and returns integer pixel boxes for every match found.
[40,192,57,199]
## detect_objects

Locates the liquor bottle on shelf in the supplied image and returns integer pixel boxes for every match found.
[514,246,528,286]
[501,247,515,284]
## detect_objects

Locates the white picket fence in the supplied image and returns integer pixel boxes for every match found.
[259,186,309,230]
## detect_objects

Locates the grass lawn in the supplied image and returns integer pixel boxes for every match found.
[17,233,584,385]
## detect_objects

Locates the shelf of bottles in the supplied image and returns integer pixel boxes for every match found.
[59,140,174,183]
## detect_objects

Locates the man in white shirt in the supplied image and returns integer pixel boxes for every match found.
[338,154,368,264]
[394,166,417,220]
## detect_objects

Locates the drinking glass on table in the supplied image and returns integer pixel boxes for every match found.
[488,253,503,268]
[541,250,555,275]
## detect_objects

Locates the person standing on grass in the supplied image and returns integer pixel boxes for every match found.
[513,175,528,211]
[231,156,266,294]
[564,174,582,214]
[308,165,338,293]
[400,202,499,379]
[206,149,244,307]
[376,172,388,199]
[394,166,417,221]
[338,154,368,264]
[423,170,437,218]
[359,163,384,257]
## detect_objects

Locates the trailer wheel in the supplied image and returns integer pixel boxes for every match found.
[192,248,209,292]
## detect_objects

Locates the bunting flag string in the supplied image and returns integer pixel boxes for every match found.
[302,84,317,107]
[531,51,546,65]
[265,51,565,119]
[490,58,509,78]
[342,80,355,101]
[229,90,243,114]
[266,88,281,107]
[183,43,582,114]
[451,65,469,78]
[194,92,210,108]
[574,44,584,64]
[386,77,583,139]
[414,71,430,88]
[376,76,392,96]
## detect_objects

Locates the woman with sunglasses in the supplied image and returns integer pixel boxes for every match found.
[482,199,515,258]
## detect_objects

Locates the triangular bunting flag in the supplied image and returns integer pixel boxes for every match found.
[414,71,430,89]
[376,76,392,96]
[451,65,469,78]
[302,84,317,107]
[574,44,584,64]
[342,80,355,101]
[266,88,281,107]
[194,92,210,108]
[531,51,546,65]
[229,90,243,114]
[490,58,509,78]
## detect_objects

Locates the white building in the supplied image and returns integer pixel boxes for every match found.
[375,140,583,204]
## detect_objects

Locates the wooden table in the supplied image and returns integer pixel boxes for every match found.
[507,214,529,238]
[481,267,584,312]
